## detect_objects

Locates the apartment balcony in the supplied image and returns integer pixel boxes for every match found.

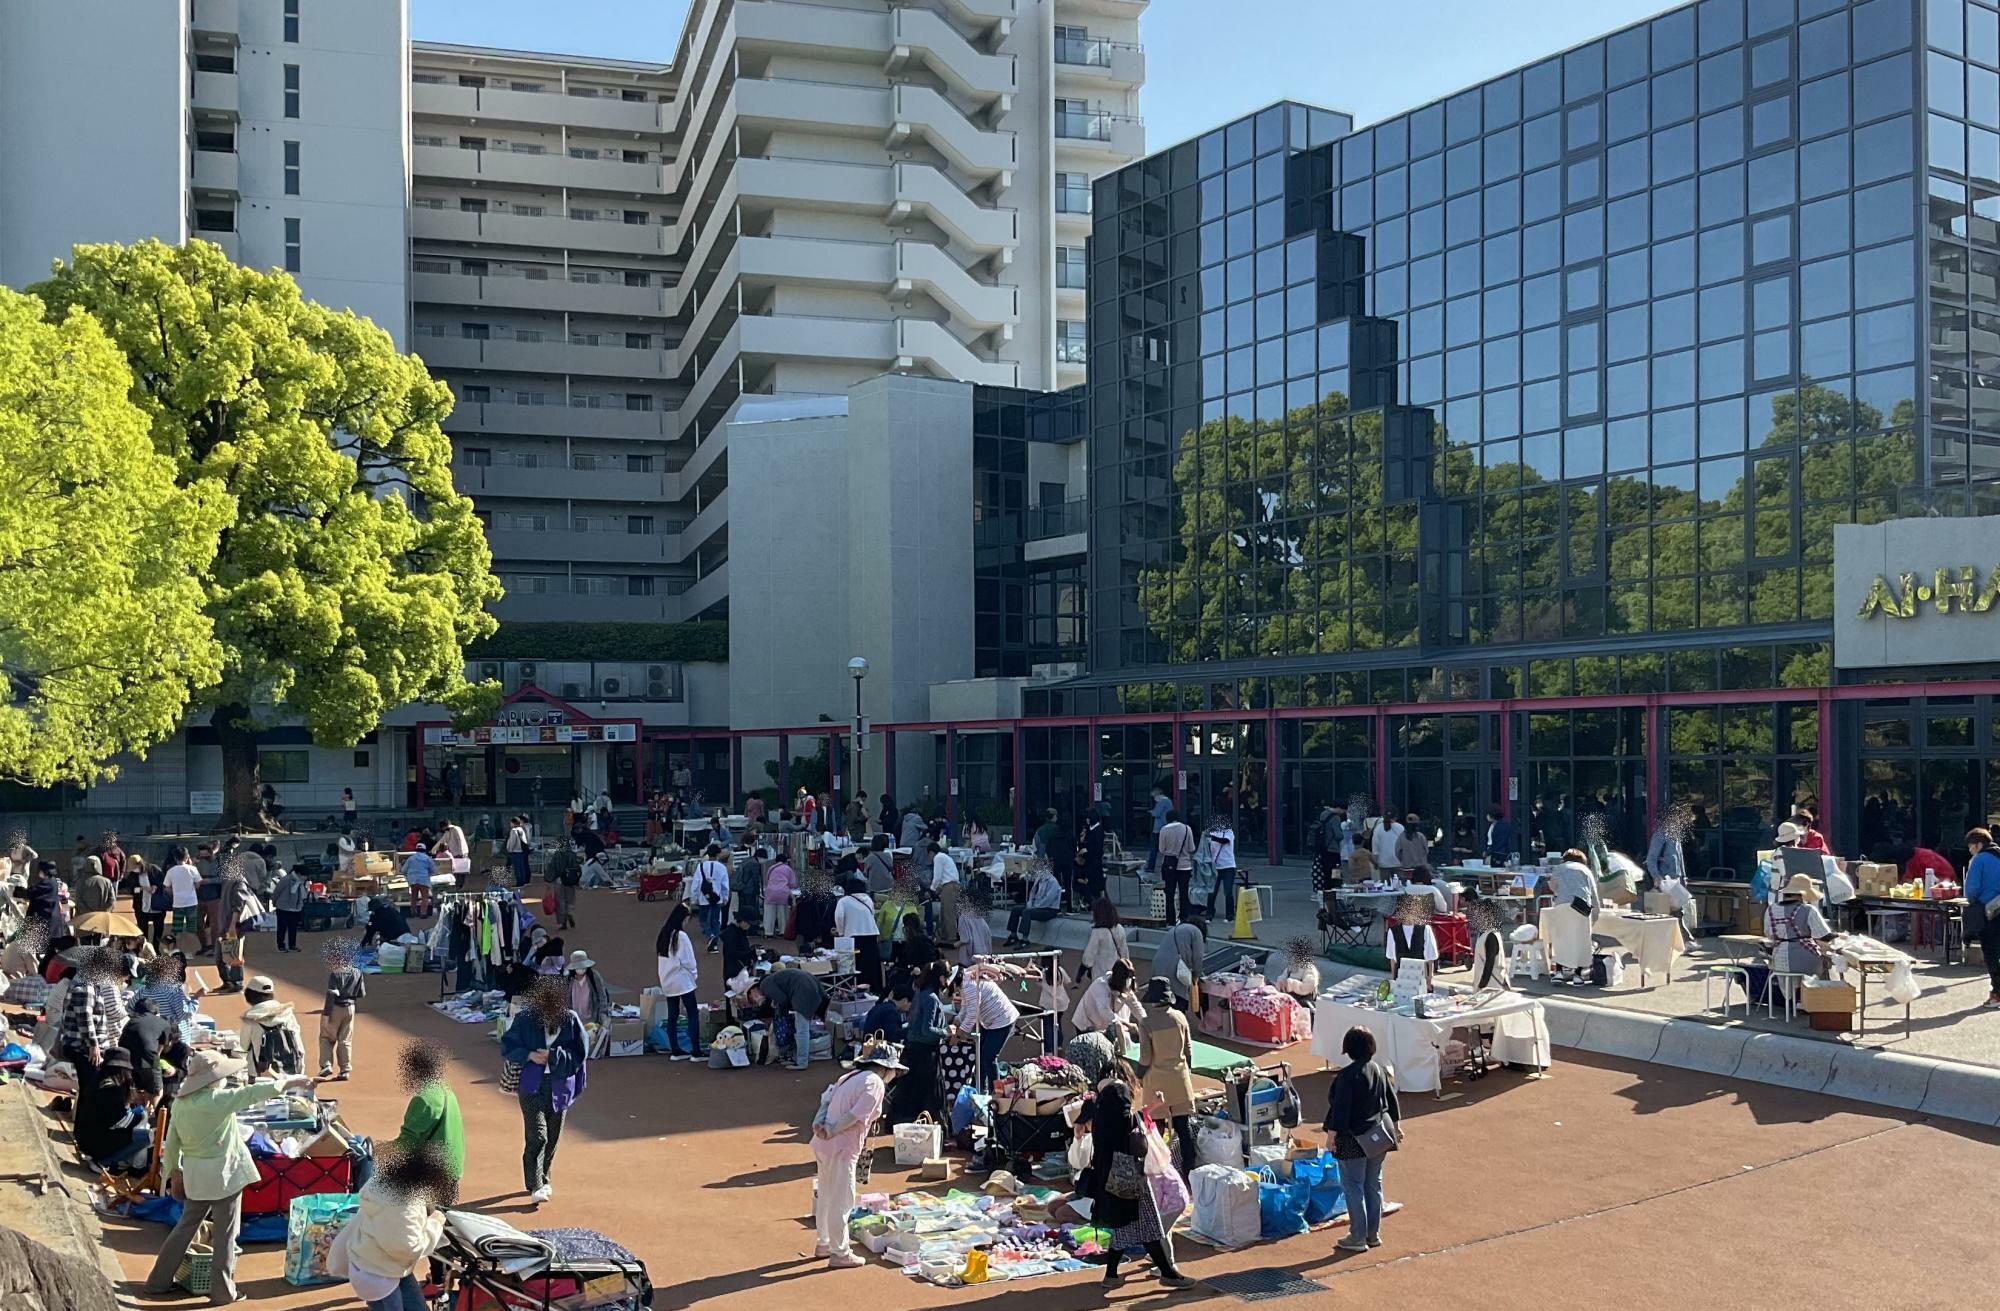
[486,527,689,566]
[491,590,691,624]
[1053,35,1144,88]
[975,497,1087,548]
[887,7,1016,111]
[190,0,238,38]
[1053,109,1143,159]
[196,229,240,262]
[1058,0,1149,16]
[192,71,238,118]
[455,462,672,504]
[891,162,1017,255]
[445,401,669,442]
[933,0,1019,38]
[412,144,660,196]
[894,241,1017,332]
[896,319,1018,386]
[411,270,666,318]
[191,149,239,195]
[890,85,1016,185]
[412,81,663,135]
[1054,204,1092,239]
[410,204,664,257]
[735,77,889,141]
[416,335,671,381]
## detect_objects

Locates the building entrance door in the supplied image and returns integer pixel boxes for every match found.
[1182,720,1269,860]
[1387,712,1500,864]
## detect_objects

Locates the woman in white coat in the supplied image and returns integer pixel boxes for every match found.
[1077,896,1129,985]
[330,1142,452,1311]
[655,903,705,1060]
[1544,848,1601,985]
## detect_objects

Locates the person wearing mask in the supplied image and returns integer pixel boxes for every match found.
[563,950,612,1028]
[861,835,896,897]
[1202,818,1239,920]
[1145,785,1173,875]
[1483,804,1519,866]
[654,903,705,1061]
[692,844,731,955]
[1545,849,1601,986]
[888,913,939,984]
[1156,810,1196,926]
[1079,896,1130,986]
[505,815,533,888]
[143,1051,317,1303]
[1077,808,1107,905]
[887,960,951,1124]
[1394,815,1430,873]
[929,841,961,950]
[1963,827,2000,1010]
[1084,1080,1194,1288]
[956,968,1020,1090]
[760,849,796,940]
[242,975,306,1077]
[1370,813,1406,878]
[75,1048,152,1171]
[1324,1026,1402,1253]
[1004,864,1064,946]
[1752,822,1803,904]
[745,966,827,1071]
[329,1142,452,1311]
[834,878,883,994]
[1135,977,1199,1177]
[1150,918,1206,1012]
[1644,807,1688,889]
[811,1037,901,1269]
[860,985,912,1043]
[127,856,167,949]
[59,947,128,1089]
[1791,806,1831,854]
[319,948,367,1081]
[388,1039,465,1187]
[270,861,307,953]
[118,996,186,1106]
[76,856,115,916]
[1071,958,1143,1041]
[501,977,590,1205]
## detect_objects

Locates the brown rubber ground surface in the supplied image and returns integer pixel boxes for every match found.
[96,885,1995,1311]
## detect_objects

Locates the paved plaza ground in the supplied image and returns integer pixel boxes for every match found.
[76,880,1999,1311]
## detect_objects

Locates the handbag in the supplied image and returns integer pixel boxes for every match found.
[1356,1112,1401,1161]
[1569,896,1592,918]
[1105,1150,1146,1200]
[894,1113,943,1166]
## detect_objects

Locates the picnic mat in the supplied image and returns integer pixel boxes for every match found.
[1119,1036,1255,1076]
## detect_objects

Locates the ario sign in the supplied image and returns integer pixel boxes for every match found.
[1833,516,2000,668]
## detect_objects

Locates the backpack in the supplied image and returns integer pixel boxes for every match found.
[258,1020,304,1076]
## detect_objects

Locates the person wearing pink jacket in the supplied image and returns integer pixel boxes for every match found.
[810,1037,901,1268]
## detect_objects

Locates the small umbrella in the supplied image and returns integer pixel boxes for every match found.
[71,910,141,939]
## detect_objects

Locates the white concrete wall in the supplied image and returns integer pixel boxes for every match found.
[0,0,188,290]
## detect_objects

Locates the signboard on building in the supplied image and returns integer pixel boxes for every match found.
[423,722,637,746]
[1833,516,2000,668]
[188,790,223,814]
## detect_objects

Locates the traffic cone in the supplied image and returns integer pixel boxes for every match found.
[1232,886,1256,940]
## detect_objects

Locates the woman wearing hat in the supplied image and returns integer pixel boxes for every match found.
[74,1047,152,1171]
[1134,976,1197,1177]
[811,1036,901,1269]
[240,975,307,1077]
[1764,872,1833,987]
[1753,822,1804,904]
[1544,849,1600,986]
[144,1050,316,1303]
[564,950,610,1028]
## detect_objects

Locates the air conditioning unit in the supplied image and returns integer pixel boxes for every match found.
[600,677,623,696]
[646,677,671,699]
[561,682,586,699]
[476,661,502,681]
[517,662,537,684]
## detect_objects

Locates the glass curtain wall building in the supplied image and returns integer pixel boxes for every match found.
[1015,0,2000,874]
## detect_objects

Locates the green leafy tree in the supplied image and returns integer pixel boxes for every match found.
[0,287,231,784]
[32,240,502,826]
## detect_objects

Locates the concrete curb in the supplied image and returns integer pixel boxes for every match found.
[1573,1008,1668,1063]
[1646,1013,1748,1078]
[1916,1061,2000,1126]
[1730,1031,1837,1094]
[1822,1047,1936,1111]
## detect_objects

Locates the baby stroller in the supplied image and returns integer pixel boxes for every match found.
[432,1210,652,1311]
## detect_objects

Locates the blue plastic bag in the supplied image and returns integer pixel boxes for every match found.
[1255,1167,1309,1238]
[950,1084,987,1138]
[1291,1152,1347,1224]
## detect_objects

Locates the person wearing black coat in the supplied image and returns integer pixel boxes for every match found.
[720,909,756,983]
[1081,1082,1190,1287]
[1077,810,1108,905]
[75,1049,151,1169]
[1323,1026,1402,1253]
[117,998,187,1100]
[792,883,838,950]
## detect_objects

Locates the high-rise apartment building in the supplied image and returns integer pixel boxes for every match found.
[409,0,1145,626]
[0,0,410,343]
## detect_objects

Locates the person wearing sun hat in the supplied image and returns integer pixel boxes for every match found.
[810,1034,901,1269]
[145,1049,316,1304]
[563,949,611,1027]
[1764,871,1833,982]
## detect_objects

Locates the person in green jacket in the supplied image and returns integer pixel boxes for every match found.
[388,1038,464,1182]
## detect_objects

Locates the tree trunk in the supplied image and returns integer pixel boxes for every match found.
[215,702,263,833]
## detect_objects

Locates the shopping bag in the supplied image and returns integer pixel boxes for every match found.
[1150,1165,1191,1221]
[1255,1168,1309,1238]
[541,889,558,917]
[894,1114,943,1165]
[1290,1152,1347,1224]
[283,1191,359,1286]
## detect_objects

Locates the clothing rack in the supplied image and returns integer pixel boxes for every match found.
[968,948,1065,1072]
[433,889,521,999]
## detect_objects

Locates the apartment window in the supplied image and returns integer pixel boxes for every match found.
[622,149,647,164]
[413,134,446,148]
[497,512,548,532]
[465,448,492,467]
[259,749,309,784]
[194,208,235,233]
[621,89,646,102]
[457,75,486,88]
[1056,245,1087,289]
[625,333,651,350]
[625,394,654,411]
[194,51,235,73]
[1055,172,1091,214]
[504,574,550,594]
[626,453,654,472]
[195,129,234,152]
[510,80,545,92]
[1055,24,1108,67]
[569,331,600,346]
[461,385,491,403]
[460,258,488,276]
[572,514,605,533]
[568,146,601,160]
[513,204,545,217]
[1057,319,1087,364]
[459,136,486,151]
[513,328,544,343]
[283,65,300,118]
[459,198,487,213]
[622,210,649,225]
[460,322,489,340]
[283,0,299,42]
[283,218,300,272]
[628,576,656,596]
[283,140,300,195]
[627,516,655,535]
[411,258,452,274]
[623,271,651,288]
[1039,481,1067,508]
[569,208,600,222]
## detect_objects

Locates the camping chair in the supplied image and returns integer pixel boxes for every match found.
[1318,895,1373,951]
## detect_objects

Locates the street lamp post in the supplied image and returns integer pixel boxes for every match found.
[847,657,869,817]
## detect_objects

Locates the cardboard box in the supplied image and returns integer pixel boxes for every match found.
[1808,1011,1853,1033]
[1641,891,1677,917]
[602,1017,644,1056]
[354,851,395,877]
[1799,981,1856,1015]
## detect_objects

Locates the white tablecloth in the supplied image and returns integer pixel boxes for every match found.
[1539,910,1686,983]
[1309,991,1551,1093]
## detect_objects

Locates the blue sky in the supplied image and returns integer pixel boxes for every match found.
[411,0,1683,145]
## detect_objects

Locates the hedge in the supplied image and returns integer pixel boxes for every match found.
[466,621,727,663]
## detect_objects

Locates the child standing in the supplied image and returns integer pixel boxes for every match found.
[319,940,367,1081]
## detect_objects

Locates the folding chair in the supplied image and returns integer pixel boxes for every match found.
[1317,894,1373,951]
